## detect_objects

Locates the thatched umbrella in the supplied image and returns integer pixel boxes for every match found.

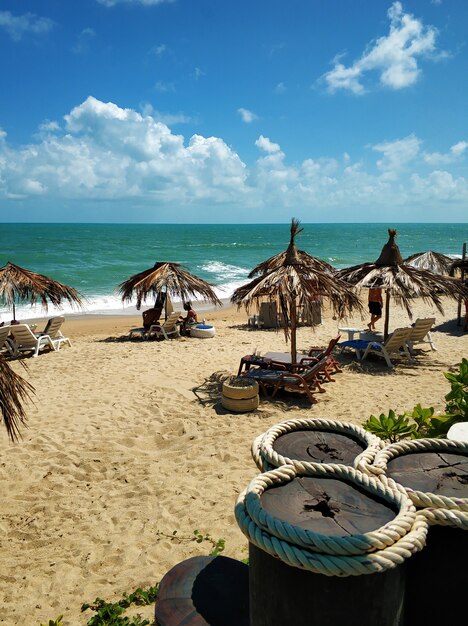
[119,261,222,313]
[0,357,34,441]
[231,219,363,363]
[404,251,454,275]
[337,229,468,340]
[0,262,83,322]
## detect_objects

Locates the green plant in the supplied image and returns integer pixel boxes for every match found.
[364,410,416,442]
[156,529,226,557]
[81,585,159,626]
[364,360,468,442]
[40,617,63,626]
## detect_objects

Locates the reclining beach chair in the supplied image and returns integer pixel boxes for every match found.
[306,335,342,374]
[9,324,56,358]
[36,316,71,351]
[243,358,328,405]
[147,311,181,340]
[0,325,16,357]
[361,327,413,368]
[405,317,436,354]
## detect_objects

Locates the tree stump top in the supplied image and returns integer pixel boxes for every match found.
[260,476,397,537]
[386,451,468,498]
[273,430,365,466]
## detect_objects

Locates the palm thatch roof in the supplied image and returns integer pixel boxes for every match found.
[404,251,454,275]
[0,357,34,442]
[232,219,362,363]
[0,262,83,320]
[119,262,222,310]
[337,229,468,338]
[248,249,335,278]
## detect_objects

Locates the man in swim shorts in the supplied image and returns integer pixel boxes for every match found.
[368,288,383,331]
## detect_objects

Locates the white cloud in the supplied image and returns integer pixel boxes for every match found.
[72,28,96,54]
[0,98,467,219]
[97,0,174,6]
[423,140,468,165]
[149,43,167,56]
[0,10,54,41]
[255,135,281,154]
[372,134,422,174]
[154,80,175,93]
[323,2,440,94]
[237,108,258,123]
[140,103,192,125]
[274,82,286,94]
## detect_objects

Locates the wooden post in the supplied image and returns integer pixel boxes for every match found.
[290,298,297,364]
[383,288,391,341]
[248,475,406,626]
[272,429,366,467]
[457,242,466,325]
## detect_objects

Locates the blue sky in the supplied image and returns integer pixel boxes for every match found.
[0,0,467,223]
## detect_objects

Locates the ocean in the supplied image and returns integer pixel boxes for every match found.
[0,223,466,320]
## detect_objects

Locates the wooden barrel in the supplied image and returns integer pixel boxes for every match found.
[372,439,468,625]
[235,464,426,626]
[155,555,249,626]
[252,418,383,473]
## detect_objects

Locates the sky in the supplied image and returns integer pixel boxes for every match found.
[0,0,467,223]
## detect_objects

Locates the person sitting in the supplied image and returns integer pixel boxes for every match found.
[142,306,163,331]
[178,301,198,335]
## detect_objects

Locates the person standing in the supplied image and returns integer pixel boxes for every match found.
[368,287,383,331]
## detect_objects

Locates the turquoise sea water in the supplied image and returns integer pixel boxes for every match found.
[0,223,466,318]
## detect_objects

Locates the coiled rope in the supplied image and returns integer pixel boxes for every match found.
[251,418,384,474]
[235,463,428,577]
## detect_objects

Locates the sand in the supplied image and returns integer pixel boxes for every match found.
[0,299,466,625]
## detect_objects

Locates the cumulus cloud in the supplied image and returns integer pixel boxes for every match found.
[323,2,440,94]
[0,97,467,219]
[423,141,468,165]
[237,108,258,123]
[0,10,55,41]
[255,136,281,154]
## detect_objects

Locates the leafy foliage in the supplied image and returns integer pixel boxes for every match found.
[81,585,159,626]
[156,529,226,557]
[40,617,64,626]
[363,360,468,442]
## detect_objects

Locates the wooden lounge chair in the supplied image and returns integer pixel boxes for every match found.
[361,327,413,368]
[306,335,342,374]
[243,358,329,405]
[405,317,436,354]
[147,311,181,340]
[36,316,71,351]
[9,324,56,358]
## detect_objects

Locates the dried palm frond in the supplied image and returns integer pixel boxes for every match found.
[404,251,454,275]
[0,357,34,442]
[119,262,222,310]
[337,229,468,338]
[232,219,362,362]
[0,262,83,320]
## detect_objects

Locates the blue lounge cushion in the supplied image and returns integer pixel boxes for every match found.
[339,339,371,350]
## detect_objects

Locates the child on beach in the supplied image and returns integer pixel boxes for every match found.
[368,287,383,331]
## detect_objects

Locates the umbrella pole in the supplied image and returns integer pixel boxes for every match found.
[383,290,391,341]
[12,302,16,323]
[290,299,297,364]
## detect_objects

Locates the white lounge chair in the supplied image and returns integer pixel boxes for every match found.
[0,325,16,357]
[9,324,56,358]
[361,327,413,368]
[36,316,71,351]
[406,317,436,354]
[147,311,181,340]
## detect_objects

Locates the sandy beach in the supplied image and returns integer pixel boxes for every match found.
[0,298,466,625]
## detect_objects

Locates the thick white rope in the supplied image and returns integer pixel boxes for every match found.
[251,418,384,474]
[370,438,468,516]
[235,464,428,577]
